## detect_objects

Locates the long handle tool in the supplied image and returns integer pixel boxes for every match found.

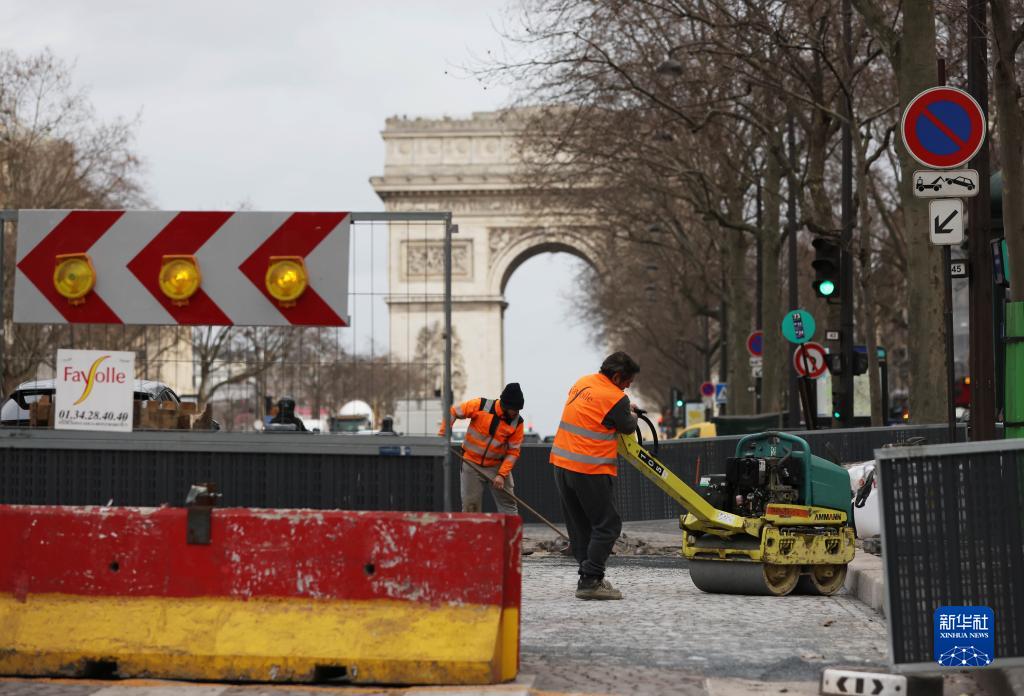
[449,446,569,540]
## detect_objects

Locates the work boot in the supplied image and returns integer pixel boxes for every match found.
[575,575,623,600]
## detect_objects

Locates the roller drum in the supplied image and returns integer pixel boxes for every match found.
[688,559,800,596]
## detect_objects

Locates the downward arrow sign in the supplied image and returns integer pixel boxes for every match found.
[934,209,958,235]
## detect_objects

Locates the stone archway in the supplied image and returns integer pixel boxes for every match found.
[488,228,605,297]
[370,111,605,402]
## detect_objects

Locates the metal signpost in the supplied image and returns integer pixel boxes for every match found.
[902,83,986,441]
[747,330,764,391]
[781,309,818,429]
[699,381,715,421]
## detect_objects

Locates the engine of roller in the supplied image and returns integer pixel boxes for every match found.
[697,454,804,518]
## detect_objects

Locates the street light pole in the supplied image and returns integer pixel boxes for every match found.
[838,0,856,427]
[787,118,801,426]
[756,181,763,413]
[967,0,996,440]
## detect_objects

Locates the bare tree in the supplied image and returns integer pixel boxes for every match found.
[989,0,1024,297]
[481,0,895,419]
[0,49,147,393]
[853,0,948,422]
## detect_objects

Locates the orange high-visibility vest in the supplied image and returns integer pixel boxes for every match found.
[550,373,623,476]
[441,397,524,477]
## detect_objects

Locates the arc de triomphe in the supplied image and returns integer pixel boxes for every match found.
[370,111,604,403]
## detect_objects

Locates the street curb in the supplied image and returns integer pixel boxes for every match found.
[845,553,885,616]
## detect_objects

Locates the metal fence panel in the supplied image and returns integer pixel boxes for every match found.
[0,430,448,511]
[3,423,960,522]
[876,440,1024,670]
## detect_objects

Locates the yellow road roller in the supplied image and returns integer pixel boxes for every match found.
[619,429,854,596]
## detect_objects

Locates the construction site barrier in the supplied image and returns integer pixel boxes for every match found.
[0,423,960,522]
[876,439,1024,670]
[0,504,522,685]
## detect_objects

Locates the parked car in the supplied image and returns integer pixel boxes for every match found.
[2,378,182,427]
[675,421,717,439]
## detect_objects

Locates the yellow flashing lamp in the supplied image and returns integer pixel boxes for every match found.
[53,253,96,305]
[159,255,202,305]
[265,256,308,307]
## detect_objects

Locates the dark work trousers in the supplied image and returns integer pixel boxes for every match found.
[553,466,622,578]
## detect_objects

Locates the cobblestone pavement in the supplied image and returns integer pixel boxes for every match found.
[520,555,888,686]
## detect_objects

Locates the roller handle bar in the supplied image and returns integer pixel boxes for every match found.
[632,408,659,455]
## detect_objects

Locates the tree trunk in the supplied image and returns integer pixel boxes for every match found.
[725,208,754,415]
[855,126,884,426]
[898,0,946,423]
[990,0,1024,299]
[852,0,945,422]
[761,134,786,415]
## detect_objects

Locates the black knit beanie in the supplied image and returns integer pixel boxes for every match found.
[500,382,525,410]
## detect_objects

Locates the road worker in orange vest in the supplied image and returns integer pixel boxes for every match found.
[551,352,640,600]
[440,383,525,515]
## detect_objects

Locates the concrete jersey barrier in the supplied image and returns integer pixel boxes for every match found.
[0,505,522,685]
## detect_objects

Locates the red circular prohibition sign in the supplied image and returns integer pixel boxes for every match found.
[901,86,986,169]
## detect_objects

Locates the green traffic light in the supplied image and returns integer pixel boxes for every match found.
[675,399,684,407]
[819,279,836,297]
[833,410,841,419]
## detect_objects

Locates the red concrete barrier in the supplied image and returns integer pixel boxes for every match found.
[0,505,521,685]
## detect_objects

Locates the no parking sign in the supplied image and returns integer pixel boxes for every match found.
[901,87,986,170]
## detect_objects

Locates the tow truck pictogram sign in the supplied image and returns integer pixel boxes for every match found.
[13,210,351,326]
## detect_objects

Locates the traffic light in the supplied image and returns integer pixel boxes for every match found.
[670,386,684,417]
[811,236,841,301]
[825,352,869,376]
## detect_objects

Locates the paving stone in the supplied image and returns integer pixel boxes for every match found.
[520,555,888,687]
[0,681,100,696]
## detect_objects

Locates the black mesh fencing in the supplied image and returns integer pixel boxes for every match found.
[2,423,958,524]
[876,440,1024,669]
[0,431,448,511]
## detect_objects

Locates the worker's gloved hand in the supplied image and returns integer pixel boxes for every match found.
[492,474,505,491]
[630,403,645,416]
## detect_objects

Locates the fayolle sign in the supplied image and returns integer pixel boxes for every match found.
[13,210,351,326]
[55,349,135,432]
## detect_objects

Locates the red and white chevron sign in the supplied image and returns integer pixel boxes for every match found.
[13,210,351,326]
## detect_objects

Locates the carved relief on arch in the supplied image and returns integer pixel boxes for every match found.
[399,239,473,281]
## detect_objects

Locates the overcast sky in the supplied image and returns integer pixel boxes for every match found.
[2,0,605,436]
